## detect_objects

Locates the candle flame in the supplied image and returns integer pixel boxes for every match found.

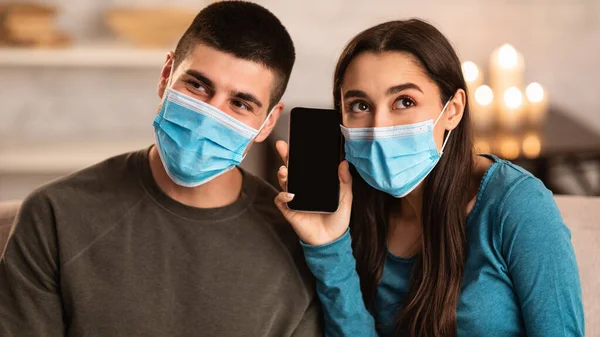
[526,82,545,103]
[503,87,523,109]
[462,61,480,82]
[498,43,518,69]
[475,85,494,106]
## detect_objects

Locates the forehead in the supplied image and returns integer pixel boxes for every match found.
[342,51,436,92]
[178,44,275,103]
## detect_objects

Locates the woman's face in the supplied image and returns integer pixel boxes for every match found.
[340,51,464,151]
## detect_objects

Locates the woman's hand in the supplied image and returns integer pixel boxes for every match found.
[274,140,353,246]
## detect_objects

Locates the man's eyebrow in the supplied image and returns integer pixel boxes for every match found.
[184,70,264,109]
[184,70,215,90]
[232,91,263,108]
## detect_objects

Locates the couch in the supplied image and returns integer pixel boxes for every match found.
[1,196,598,335]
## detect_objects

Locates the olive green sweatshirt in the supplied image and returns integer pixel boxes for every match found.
[0,148,322,337]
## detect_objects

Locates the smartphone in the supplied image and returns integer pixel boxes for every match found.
[286,107,342,213]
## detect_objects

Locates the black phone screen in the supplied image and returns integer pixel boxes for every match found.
[287,107,341,213]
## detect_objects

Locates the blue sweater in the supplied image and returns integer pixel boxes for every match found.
[302,155,584,337]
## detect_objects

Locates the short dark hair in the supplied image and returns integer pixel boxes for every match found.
[173,1,295,109]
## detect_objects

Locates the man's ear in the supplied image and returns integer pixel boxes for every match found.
[445,88,466,131]
[157,51,175,99]
[254,102,284,143]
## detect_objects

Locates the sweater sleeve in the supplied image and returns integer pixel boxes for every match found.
[291,294,324,337]
[0,190,65,336]
[498,176,585,337]
[301,230,379,337]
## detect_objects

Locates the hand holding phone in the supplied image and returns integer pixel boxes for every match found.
[274,142,354,246]
[273,107,354,246]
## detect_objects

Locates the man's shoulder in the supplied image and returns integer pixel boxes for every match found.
[21,149,148,233]
[244,172,300,245]
[10,149,149,267]
[243,170,283,221]
[32,149,145,202]
[244,170,278,201]
[241,170,316,292]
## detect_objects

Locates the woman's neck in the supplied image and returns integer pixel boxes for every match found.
[398,183,424,222]
[387,184,424,258]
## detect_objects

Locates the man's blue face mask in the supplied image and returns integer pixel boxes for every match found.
[153,65,272,187]
[341,98,453,198]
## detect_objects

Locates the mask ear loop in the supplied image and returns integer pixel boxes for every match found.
[256,107,274,133]
[435,96,454,155]
[168,57,175,87]
[241,105,275,159]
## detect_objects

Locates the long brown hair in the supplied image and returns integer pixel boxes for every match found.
[333,20,474,337]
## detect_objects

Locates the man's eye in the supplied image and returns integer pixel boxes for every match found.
[186,80,208,93]
[393,97,415,109]
[349,101,370,113]
[232,100,251,111]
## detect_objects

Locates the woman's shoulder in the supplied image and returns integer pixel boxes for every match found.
[473,155,566,245]
[474,154,551,213]
[472,156,575,280]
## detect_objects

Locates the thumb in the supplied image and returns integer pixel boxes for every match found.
[338,160,353,211]
[274,192,295,219]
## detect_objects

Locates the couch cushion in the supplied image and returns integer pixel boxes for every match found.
[555,195,600,336]
[0,200,21,255]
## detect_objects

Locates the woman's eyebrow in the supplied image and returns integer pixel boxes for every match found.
[386,83,423,95]
[343,90,369,99]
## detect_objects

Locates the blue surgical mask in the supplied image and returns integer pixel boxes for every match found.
[153,88,271,187]
[341,99,452,198]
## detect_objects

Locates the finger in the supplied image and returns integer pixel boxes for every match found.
[338,160,353,211]
[277,165,288,191]
[274,191,295,217]
[275,140,289,165]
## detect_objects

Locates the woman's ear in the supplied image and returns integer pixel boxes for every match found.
[157,51,175,99]
[445,89,466,131]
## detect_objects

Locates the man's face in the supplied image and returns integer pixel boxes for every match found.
[157,44,283,143]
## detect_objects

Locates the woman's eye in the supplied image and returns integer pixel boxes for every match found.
[349,101,370,113]
[232,100,251,111]
[393,97,415,109]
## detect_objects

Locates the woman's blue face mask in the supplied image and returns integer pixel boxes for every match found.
[341,98,453,197]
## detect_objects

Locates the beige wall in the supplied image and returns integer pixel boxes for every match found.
[0,0,598,199]
[1,0,599,143]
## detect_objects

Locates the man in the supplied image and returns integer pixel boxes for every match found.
[0,2,322,336]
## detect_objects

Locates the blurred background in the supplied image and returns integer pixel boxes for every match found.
[0,0,599,200]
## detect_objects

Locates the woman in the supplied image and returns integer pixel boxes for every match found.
[274,19,584,337]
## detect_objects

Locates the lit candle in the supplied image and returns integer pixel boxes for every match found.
[522,131,542,159]
[489,44,525,110]
[498,86,525,130]
[498,134,521,160]
[471,85,494,130]
[462,61,483,99]
[525,82,549,125]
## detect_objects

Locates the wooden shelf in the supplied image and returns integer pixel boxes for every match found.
[0,44,168,68]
